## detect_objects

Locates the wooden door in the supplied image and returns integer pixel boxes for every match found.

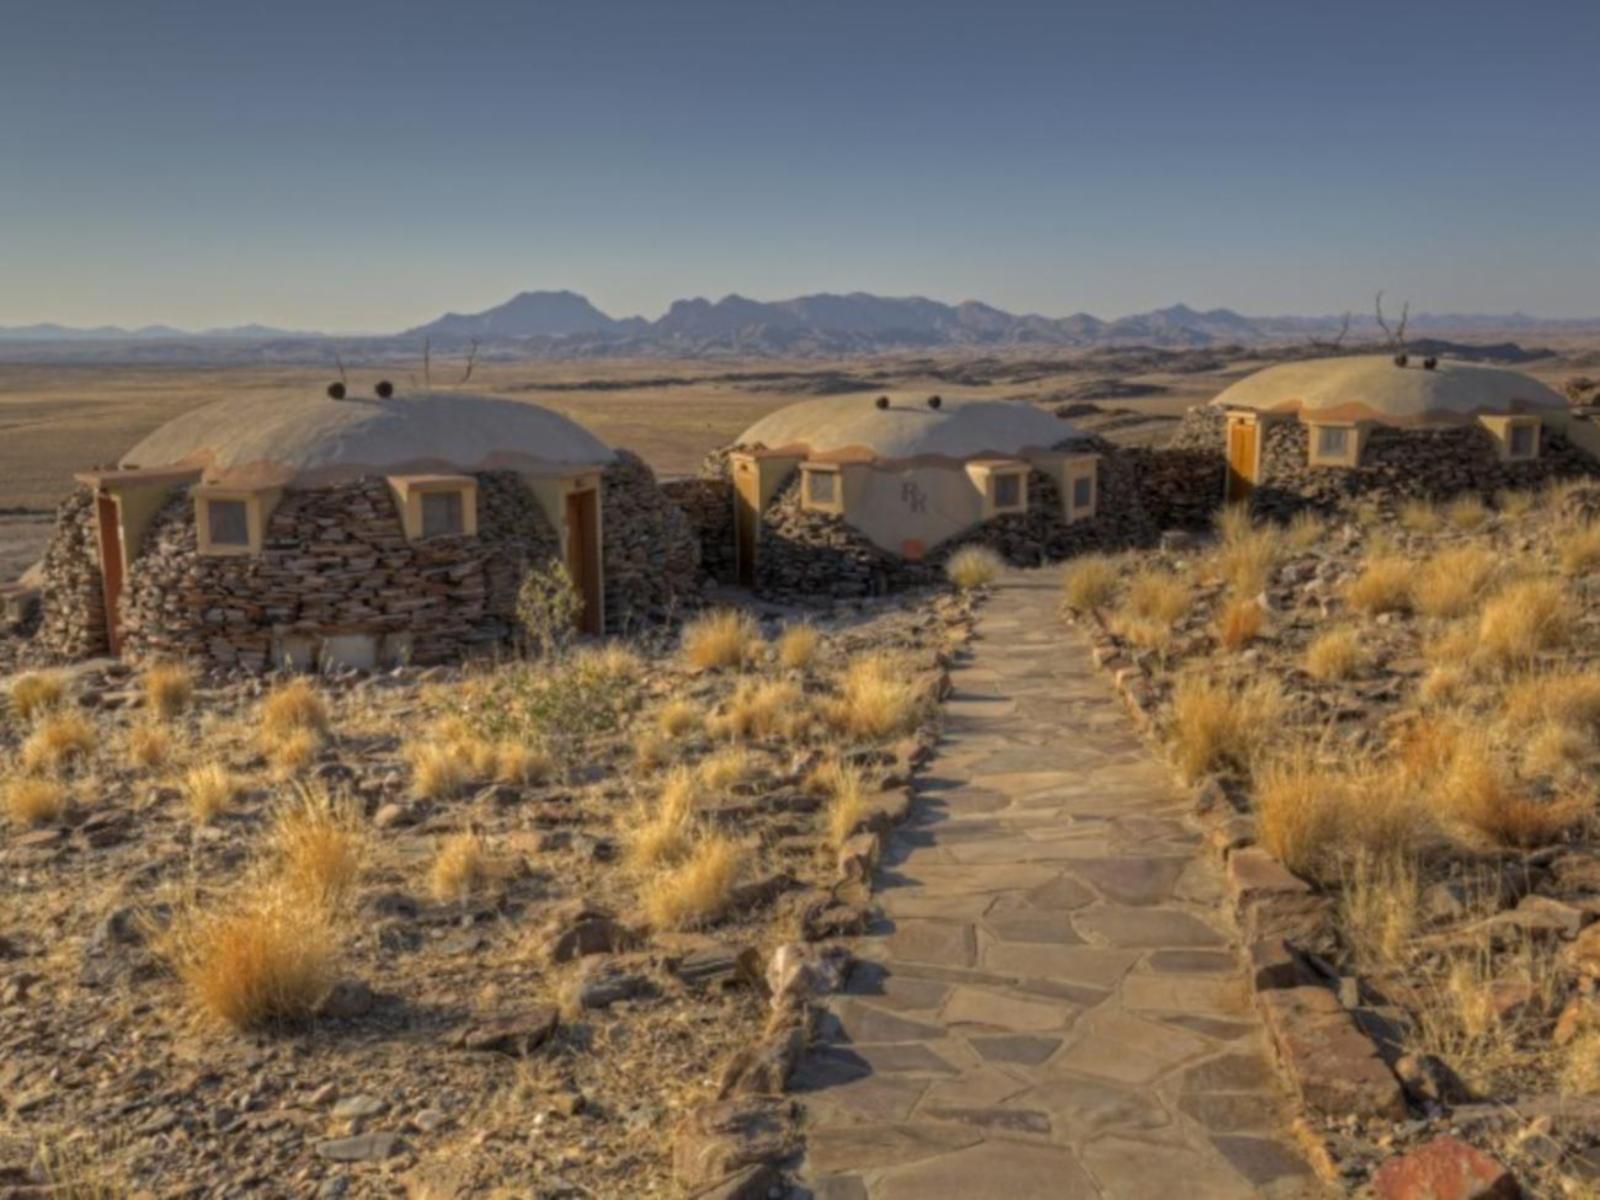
[733,463,759,587]
[1224,418,1259,504]
[565,488,603,636]
[94,493,124,655]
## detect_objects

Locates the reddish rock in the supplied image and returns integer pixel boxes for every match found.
[1227,847,1311,910]
[1371,1136,1520,1200]
[1258,985,1407,1119]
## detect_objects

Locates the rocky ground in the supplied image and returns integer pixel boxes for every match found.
[1064,482,1600,1196]
[0,590,970,1198]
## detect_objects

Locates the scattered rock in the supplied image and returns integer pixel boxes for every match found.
[1371,1135,1520,1200]
[315,1132,406,1163]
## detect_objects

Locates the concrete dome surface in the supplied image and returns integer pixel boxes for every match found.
[1211,356,1565,425]
[122,389,616,487]
[736,393,1079,464]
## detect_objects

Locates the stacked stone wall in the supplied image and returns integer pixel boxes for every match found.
[36,489,108,659]
[600,452,705,632]
[660,477,736,585]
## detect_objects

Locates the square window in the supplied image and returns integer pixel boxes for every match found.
[806,470,837,506]
[992,473,1023,510]
[207,499,249,546]
[1073,474,1094,510]
[1317,426,1349,458]
[1509,424,1536,458]
[421,490,464,538]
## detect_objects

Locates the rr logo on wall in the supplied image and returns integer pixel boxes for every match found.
[900,481,928,513]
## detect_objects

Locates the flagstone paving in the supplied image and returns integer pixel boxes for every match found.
[794,569,1326,1199]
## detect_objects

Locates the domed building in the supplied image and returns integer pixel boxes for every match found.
[36,384,701,668]
[701,392,1133,597]
[1171,355,1593,511]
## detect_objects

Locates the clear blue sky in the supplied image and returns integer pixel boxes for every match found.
[2,0,1596,331]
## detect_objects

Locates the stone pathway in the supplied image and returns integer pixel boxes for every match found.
[795,570,1325,1199]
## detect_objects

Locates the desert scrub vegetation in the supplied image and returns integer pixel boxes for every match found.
[9,670,66,720]
[822,653,926,741]
[1215,596,1264,651]
[1168,675,1284,783]
[459,645,642,758]
[429,831,496,902]
[1303,627,1364,681]
[640,833,740,930]
[775,622,820,671]
[142,660,194,720]
[945,544,1004,591]
[1212,505,1281,595]
[5,776,69,827]
[1475,577,1570,673]
[681,609,762,671]
[1060,553,1118,616]
[1557,521,1600,576]
[181,762,237,824]
[21,710,96,774]
[124,722,171,770]
[1412,545,1497,619]
[811,759,869,848]
[1344,554,1413,615]
[267,784,363,907]
[260,677,329,740]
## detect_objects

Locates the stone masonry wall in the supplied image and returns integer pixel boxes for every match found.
[116,472,558,670]
[660,477,736,585]
[601,451,705,633]
[36,488,108,660]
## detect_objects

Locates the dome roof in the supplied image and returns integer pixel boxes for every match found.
[121,388,615,487]
[1211,355,1564,425]
[735,393,1079,464]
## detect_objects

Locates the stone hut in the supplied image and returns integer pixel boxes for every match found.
[1171,355,1596,515]
[693,393,1151,599]
[35,384,700,670]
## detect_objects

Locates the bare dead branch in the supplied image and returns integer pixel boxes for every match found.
[1307,311,1352,352]
[459,339,480,385]
[1375,293,1410,353]
[333,349,348,384]
[423,337,431,389]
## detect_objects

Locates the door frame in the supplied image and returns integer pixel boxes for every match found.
[1223,411,1263,505]
[733,459,760,587]
[564,486,603,636]
[93,493,125,655]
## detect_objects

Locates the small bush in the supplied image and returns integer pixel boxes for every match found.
[21,712,96,774]
[142,661,194,721]
[1345,556,1413,615]
[1123,570,1192,625]
[268,784,363,906]
[1476,578,1570,673]
[1304,628,1363,681]
[823,654,924,742]
[126,723,171,770]
[1413,546,1497,620]
[182,763,237,824]
[1444,495,1489,531]
[626,766,700,871]
[711,679,803,741]
[515,559,582,657]
[1215,598,1264,651]
[267,728,320,776]
[461,650,641,756]
[698,745,755,791]
[261,679,328,740]
[1398,500,1442,534]
[640,834,740,930]
[1558,524,1600,577]
[5,777,68,827]
[657,699,701,738]
[682,610,762,671]
[813,761,868,848]
[1169,676,1284,782]
[407,741,470,800]
[429,832,491,902]
[9,672,66,721]
[775,624,821,671]
[1060,555,1118,614]
[945,545,1005,591]
[1435,742,1585,847]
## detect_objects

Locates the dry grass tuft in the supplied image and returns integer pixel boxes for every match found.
[1444,495,1490,531]
[1413,546,1497,620]
[811,760,869,848]
[429,832,492,902]
[1563,1033,1600,1096]
[261,678,329,740]
[163,887,337,1029]
[1344,556,1414,616]
[626,766,700,870]
[945,545,1005,591]
[1476,578,1571,673]
[142,661,194,721]
[633,732,671,772]
[1169,676,1284,783]
[1284,510,1326,552]
[682,610,762,671]
[640,834,740,930]
[712,679,803,741]
[406,741,470,800]
[822,654,924,742]
[1122,570,1192,625]
[1503,672,1600,731]
[1339,851,1421,973]
[268,784,363,906]
[1213,508,1280,596]
[1215,597,1264,651]
[1060,554,1118,614]
[126,723,172,770]
[1304,628,1364,681]
[1398,500,1442,533]
[5,777,68,827]
[21,712,96,775]
[1558,523,1600,577]
[1497,488,1536,518]
[182,763,237,824]
[9,671,66,721]
[1524,723,1592,778]
[698,745,755,792]
[1419,665,1468,706]
[657,699,701,738]
[1257,751,1424,879]
[1435,742,1586,847]
[489,740,552,785]
[775,624,821,671]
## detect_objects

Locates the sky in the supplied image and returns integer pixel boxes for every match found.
[1,0,1597,332]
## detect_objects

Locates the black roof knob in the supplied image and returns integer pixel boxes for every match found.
[928,394,943,410]
[1393,353,1409,367]
[1423,356,1439,370]
[326,382,346,400]
[374,380,394,398]
[875,395,890,410]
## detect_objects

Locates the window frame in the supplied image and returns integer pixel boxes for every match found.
[1062,455,1099,523]
[800,464,844,514]
[194,486,279,557]
[1306,421,1363,468]
[387,475,479,542]
[989,470,1026,514]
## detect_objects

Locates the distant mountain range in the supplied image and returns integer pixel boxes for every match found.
[6,290,1599,359]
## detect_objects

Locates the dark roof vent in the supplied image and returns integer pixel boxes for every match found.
[326,382,346,400]
[927,394,943,410]
[875,395,890,410]
[1393,353,1409,367]
[1423,356,1439,370]
[374,380,394,399]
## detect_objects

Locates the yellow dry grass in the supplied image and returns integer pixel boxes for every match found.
[1444,495,1490,531]
[1338,850,1421,973]
[1169,675,1284,783]
[1558,523,1600,577]
[406,741,470,800]
[626,765,699,871]
[657,699,701,738]
[822,654,923,742]
[682,609,762,671]
[429,832,492,902]
[1060,554,1118,613]
[260,678,329,740]
[1435,742,1586,847]
[1523,723,1592,778]
[711,679,803,741]
[142,661,194,721]
[125,723,171,770]
[1213,508,1280,596]
[182,763,237,824]
[775,623,821,671]
[1283,510,1326,552]
[1497,488,1536,518]
[9,671,66,721]
[1503,672,1600,731]
[1344,556,1414,615]
[812,760,869,848]
[1475,578,1571,673]
[267,728,320,777]
[640,834,740,930]
[1398,500,1442,533]
[1413,545,1497,620]
[1256,751,1424,879]
[268,784,363,906]
[4,777,68,827]
[945,545,1005,591]
[1122,569,1192,625]
[1304,628,1364,681]
[489,740,552,785]
[1419,665,1468,707]
[698,745,755,791]
[1215,597,1264,651]
[21,711,96,774]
